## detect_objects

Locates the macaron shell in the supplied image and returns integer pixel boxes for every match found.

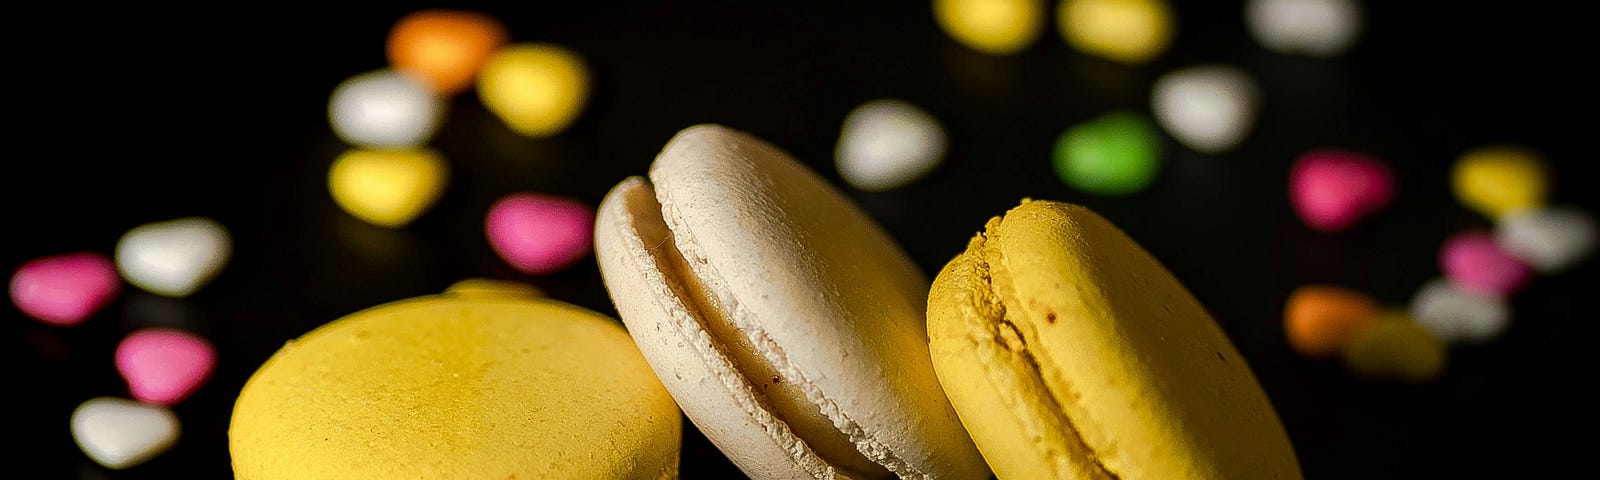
[228,295,680,479]
[596,177,839,479]
[928,200,1300,479]
[928,238,1105,479]
[635,124,986,478]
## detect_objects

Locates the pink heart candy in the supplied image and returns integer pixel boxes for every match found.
[9,252,121,326]
[115,328,217,406]
[1440,231,1532,298]
[485,192,595,275]
[1289,149,1395,232]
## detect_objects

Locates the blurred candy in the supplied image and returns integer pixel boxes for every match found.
[1288,149,1394,232]
[115,328,216,406]
[1451,145,1549,220]
[1341,312,1447,384]
[1496,206,1598,273]
[1052,110,1162,195]
[115,217,231,298]
[71,397,180,470]
[1056,0,1174,64]
[1409,277,1511,345]
[1151,64,1261,154]
[1284,284,1377,359]
[1245,0,1363,57]
[1440,231,1532,298]
[9,252,120,326]
[386,9,509,95]
[445,278,544,298]
[486,192,595,275]
[327,148,449,228]
[835,99,948,192]
[933,0,1046,55]
[327,69,444,149]
[477,43,591,137]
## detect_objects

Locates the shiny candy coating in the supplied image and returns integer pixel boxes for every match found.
[1057,0,1174,64]
[1452,144,1549,220]
[327,69,444,149]
[1052,110,1162,195]
[1409,278,1511,345]
[71,397,180,470]
[933,0,1047,55]
[1151,64,1261,154]
[1341,312,1447,384]
[115,328,217,406]
[1283,284,1378,359]
[386,9,509,95]
[1440,231,1532,298]
[9,252,120,326]
[114,217,231,298]
[1246,0,1363,57]
[327,148,449,228]
[834,98,948,192]
[1288,149,1394,233]
[485,192,595,275]
[476,43,591,137]
[1495,205,1597,273]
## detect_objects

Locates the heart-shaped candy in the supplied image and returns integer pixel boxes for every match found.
[327,148,450,228]
[115,217,232,297]
[1246,0,1363,57]
[71,397,180,470]
[1409,277,1510,345]
[1151,64,1261,154]
[835,99,948,192]
[116,328,217,406]
[476,43,591,137]
[1440,231,1531,298]
[485,192,594,275]
[1289,149,1394,232]
[9,252,120,326]
[328,69,444,149]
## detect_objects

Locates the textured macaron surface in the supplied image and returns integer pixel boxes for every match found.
[927,199,1301,479]
[228,295,680,479]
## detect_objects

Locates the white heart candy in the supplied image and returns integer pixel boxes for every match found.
[1409,278,1511,345]
[115,217,232,297]
[328,69,444,149]
[835,99,948,192]
[71,397,180,470]
[1245,0,1363,57]
[1151,64,1260,154]
[1496,206,1597,273]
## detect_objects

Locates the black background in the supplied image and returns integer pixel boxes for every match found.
[6,1,1593,478]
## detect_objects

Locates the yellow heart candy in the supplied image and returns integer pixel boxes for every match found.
[476,43,591,137]
[1341,311,1448,384]
[1057,0,1174,64]
[933,0,1047,55]
[327,148,449,228]
[1452,144,1549,220]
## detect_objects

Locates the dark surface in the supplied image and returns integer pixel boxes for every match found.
[5,1,1591,478]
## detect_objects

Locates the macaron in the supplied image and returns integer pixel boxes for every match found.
[594,124,988,479]
[926,199,1302,479]
[228,287,680,478]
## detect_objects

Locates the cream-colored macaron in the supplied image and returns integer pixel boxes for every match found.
[229,284,681,479]
[595,124,988,479]
[927,199,1301,479]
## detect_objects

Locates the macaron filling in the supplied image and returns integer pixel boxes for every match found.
[613,177,892,478]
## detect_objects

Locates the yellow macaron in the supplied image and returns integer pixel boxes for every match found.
[927,199,1301,479]
[229,286,681,479]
